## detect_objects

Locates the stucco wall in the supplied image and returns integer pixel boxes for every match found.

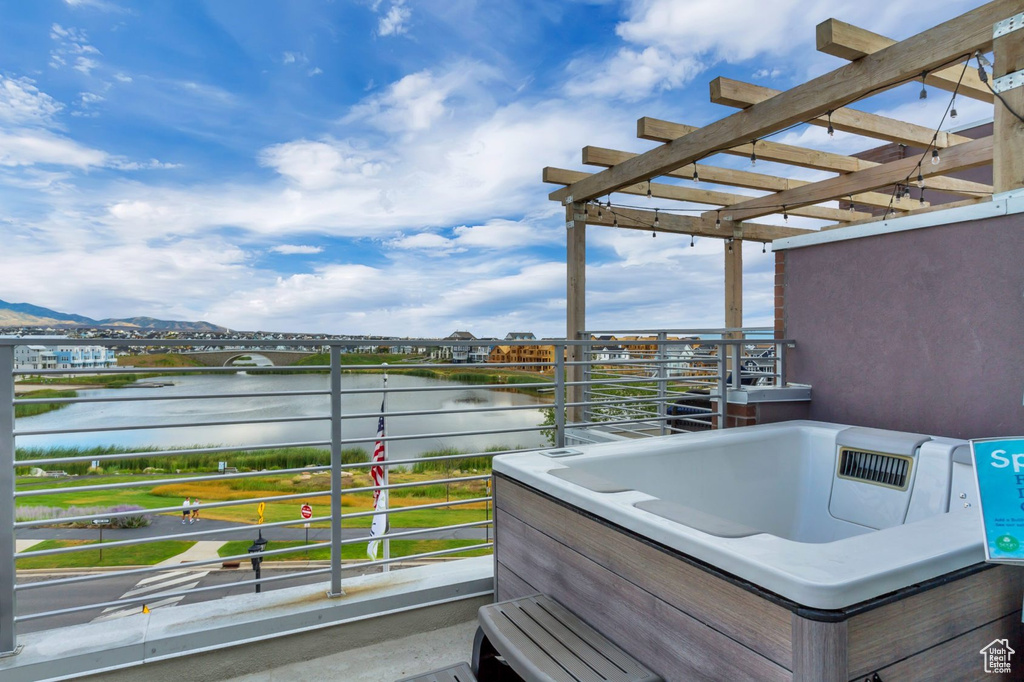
[782,213,1024,439]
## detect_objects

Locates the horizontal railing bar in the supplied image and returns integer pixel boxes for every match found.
[15,515,336,557]
[340,495,492,520]
[346,473,489,496]
[15,439,332,467]
[13,389,332,405]
[15,567,333,622]
[15,414,329,437]
[338,519,490,545]
[337,423,546,447]
[342,542,493,572]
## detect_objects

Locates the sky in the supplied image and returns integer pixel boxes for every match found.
[0,0,994,337]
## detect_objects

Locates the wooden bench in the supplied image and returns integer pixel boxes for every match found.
[396,661,476,682]
[472,594,661,682]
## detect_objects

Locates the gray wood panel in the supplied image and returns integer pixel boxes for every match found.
[792,617,847,681]
[868,613,1022,681]
[494,476,793,666]
[496,561,538,603]
[846,564,1024,677]
[495,507,792,682]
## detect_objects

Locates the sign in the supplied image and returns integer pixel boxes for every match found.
[300,503,313,520]
[257,501,266,525]
[971,437,1024,563]
[92,518,110,525]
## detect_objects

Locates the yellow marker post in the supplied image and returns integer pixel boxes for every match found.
[142,605,150,614]
[257,502,265,525]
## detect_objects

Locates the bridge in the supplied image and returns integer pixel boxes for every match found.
[182,349,319,366]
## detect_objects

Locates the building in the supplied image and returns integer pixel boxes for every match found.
[12,338,117,373]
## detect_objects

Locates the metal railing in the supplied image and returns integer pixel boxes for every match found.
[0,332,788,654]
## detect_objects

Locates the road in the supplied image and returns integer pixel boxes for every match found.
[15,514,491,633]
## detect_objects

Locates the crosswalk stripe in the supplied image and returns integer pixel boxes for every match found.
[135,569,189,587]
[121,571,208,599]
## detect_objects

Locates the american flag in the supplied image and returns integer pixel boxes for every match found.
[367,399,388,560]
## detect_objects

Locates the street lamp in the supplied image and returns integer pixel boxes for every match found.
[247,531,268,594]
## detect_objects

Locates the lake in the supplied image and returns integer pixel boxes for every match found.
[16,372,552,460]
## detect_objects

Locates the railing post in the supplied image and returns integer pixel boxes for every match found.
[0,346,17,654]
[554,344,566,448]
[328,345,343,597]
[717,344,728,430]
[580,339,591,425]
[656,332,668,436]
[774,342,782,385]
[731,342,742,390]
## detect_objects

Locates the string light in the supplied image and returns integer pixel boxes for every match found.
[950,97,958,119]
[919,187,926,206]
[690,235,695,247]
[613,214,618,227]
[931,148,940,165]
[692,165,700,183]
[727,239,733,253]
[653,208,659,228]
[762,242,767,253]
[749,140,757,167]
[826,110,835,137]
[715,211,721,229]
[848,195,855,212]
[646,181,652,198]
[916,169,925,188]
[597,201,602,218]
[919,72,928,100]
[782,205,789,222]
[902,184,912,200]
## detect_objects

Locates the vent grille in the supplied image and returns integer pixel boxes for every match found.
[838,448,912,489]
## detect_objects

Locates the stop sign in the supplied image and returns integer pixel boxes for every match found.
[300,503,313,520]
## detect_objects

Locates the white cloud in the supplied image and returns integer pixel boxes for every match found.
[259,138,385,190]
[566,46,701,101]
[0,129,108,168]
[50,24,103,75]
[377,1,412,37]
[308,67,323,77]
[271,244,324,255]
[282,51,307,65]
[344,66,493,133]
[0,77,63,126]
[113,72,133,83]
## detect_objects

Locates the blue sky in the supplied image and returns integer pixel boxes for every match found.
[0,0,991,336]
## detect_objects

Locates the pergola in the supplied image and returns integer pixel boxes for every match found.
[544,1,1023,358]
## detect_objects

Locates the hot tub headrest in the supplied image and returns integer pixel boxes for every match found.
[952,444,973,465]
[836,426,931,457]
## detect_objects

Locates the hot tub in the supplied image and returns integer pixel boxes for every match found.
[491,421,1023,681]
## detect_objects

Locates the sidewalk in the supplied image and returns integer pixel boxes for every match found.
[156,540,227,567]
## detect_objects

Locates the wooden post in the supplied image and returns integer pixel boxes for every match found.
[993,16,1024,193]
[724,235,743,337]
[566,202,586,423]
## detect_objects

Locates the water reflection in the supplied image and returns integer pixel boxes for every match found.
[17,373,551,459]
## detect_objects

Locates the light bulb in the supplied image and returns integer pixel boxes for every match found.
[653,209,659,228]
[950,98,958,119]
[692,167,699,183]
[919,188,926,206]
[750,151,757,167]
[646,182,652,198]
[916,171,925,188]
[931,149,940,165]
[782,205,788,222]
[715,212,721,229]
[690,235,695,248]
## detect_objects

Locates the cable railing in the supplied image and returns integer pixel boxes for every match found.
[0,332,788,654]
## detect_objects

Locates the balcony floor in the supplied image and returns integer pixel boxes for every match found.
[224,618,478,682]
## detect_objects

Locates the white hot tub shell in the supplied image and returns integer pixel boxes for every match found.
[493,420,983,610]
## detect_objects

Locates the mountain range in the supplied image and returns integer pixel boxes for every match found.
[0,299,231,332]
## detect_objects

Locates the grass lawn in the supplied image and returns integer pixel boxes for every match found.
[16,539,195,569]
[15,471,493,529]
[218,538,490,561]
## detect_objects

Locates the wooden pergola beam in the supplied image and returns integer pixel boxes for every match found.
[582,204,813,242]
[708,77,973,149]
[708,135,993,223]
[568,145,921,211]
[639,117,874,173]
[544,166,868,223]
[817,19,993,103]
[559,1,1009,204]
[637,117,991,197]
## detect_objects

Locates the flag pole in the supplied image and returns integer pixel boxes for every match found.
[382,364,390,573]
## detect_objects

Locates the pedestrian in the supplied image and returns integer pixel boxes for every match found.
[182,496,190,524]
[191,498,200,523]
